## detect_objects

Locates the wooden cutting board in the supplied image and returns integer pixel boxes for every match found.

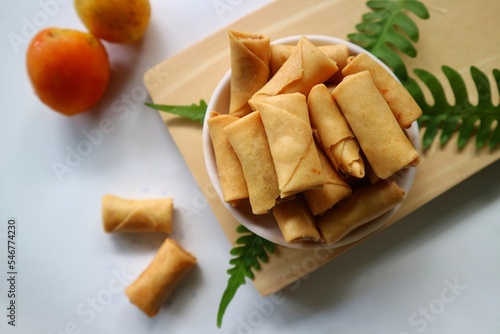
[144,0,500,296]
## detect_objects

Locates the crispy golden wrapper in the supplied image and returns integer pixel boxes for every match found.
[125,239,196,317]
[102,195,173,233]
[332,71,419,179]
[228,30,271,117]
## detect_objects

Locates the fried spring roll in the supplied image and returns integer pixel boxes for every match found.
[224,111,280,214]
[332,71,420,179]
[102,195,173,233]
[207,111,249,206]
[249,93,325,198]
[307,83,365,178]
[303,146,352,216]
[272,194,320,243]
[270,44,349,82]
[125,238,197,317]
[342,53,422,128]
[318,179,405,245]
[252,36,338,100]
[228,30,271,117]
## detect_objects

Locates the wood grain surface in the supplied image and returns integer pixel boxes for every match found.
[144,0,500,296]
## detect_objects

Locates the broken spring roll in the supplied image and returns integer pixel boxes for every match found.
[307,83,365,178]
[101,195,173,233]
[224,111,280,214]
[318,179,405,245]
[303,145,352,216]
[249,93,325,198]
[332,71,420,179]
[252,36,338,100]
[272,194,320,243]
[228,30,271,117]
[270,43,349,82]
[342,53,422,128]
[125,238,196,317]
[207,111,249,206]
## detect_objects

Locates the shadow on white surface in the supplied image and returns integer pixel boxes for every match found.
[219,160,500,334]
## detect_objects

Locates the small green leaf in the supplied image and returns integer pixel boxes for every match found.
[489,122,500,148]
[476,116,495,149]
[348,0,430,81]
[411,66,500,149]
[144,99,207,125]
[439,116,460,146]
[366,0,390,10]
[458,117,478,148]
[385,29,417,57]
[392,12,419,42]
[471,66,492,109]
[346,32,375,49]
[401,0,430,19]
[442,66,468,105]
[217,225,275,328]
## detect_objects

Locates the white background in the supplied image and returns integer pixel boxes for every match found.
[1,1,499,333]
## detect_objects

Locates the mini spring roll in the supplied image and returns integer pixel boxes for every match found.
[270,44,349,82]
[249,93,325,198]
[307,83,365,178]
[272,194,320,243]
[224,111,280,214]
[342,53,422,128]
[102,195,173,233]
[125,238,196,317]
[318,179,405,245]
[252,36,338,100]
[207,111,249,206]
[332,71,420,179]
[303,145,352,216]
[228,31,271,117]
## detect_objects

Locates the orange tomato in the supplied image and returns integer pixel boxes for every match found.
[75,0,151,43]
[26,27,110,116]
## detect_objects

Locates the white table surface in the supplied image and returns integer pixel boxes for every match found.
[1,1,499,333]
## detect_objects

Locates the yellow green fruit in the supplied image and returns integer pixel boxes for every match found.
[74,0,151,43]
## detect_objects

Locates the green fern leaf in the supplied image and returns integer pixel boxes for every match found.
[217,225,275,328]
[348,0,429,81]
[406,66,500,150]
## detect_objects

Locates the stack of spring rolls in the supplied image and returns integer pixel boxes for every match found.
[207,31,421,246]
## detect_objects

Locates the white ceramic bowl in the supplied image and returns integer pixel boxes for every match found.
[202,35,419,250]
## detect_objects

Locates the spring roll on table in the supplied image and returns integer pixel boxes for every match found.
[125,238,197,317]
[303,145,352,216]
[249,93,325,198]
[224,111,280,214]
[342,53,422,128]
[102,195,173,233]
[318,179,405,245]
[207,111,249,206]
[307,83,365,179]
[272,194,320,243]
[252,36,338,100]
[332,71,420,180]
[228,30,271,117]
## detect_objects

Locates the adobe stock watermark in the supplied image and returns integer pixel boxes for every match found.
[212,0,248,20]
[50,84,150,183]
[7,0,71,54]
[400,277,467,334]
[46,266,134,334]
[176,180,220,221]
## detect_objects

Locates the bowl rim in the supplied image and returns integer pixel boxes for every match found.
[202,34,419,249]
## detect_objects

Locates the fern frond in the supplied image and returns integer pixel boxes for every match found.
[217,225,276,328]
[348,0,430,81]
[404,66,500,150]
